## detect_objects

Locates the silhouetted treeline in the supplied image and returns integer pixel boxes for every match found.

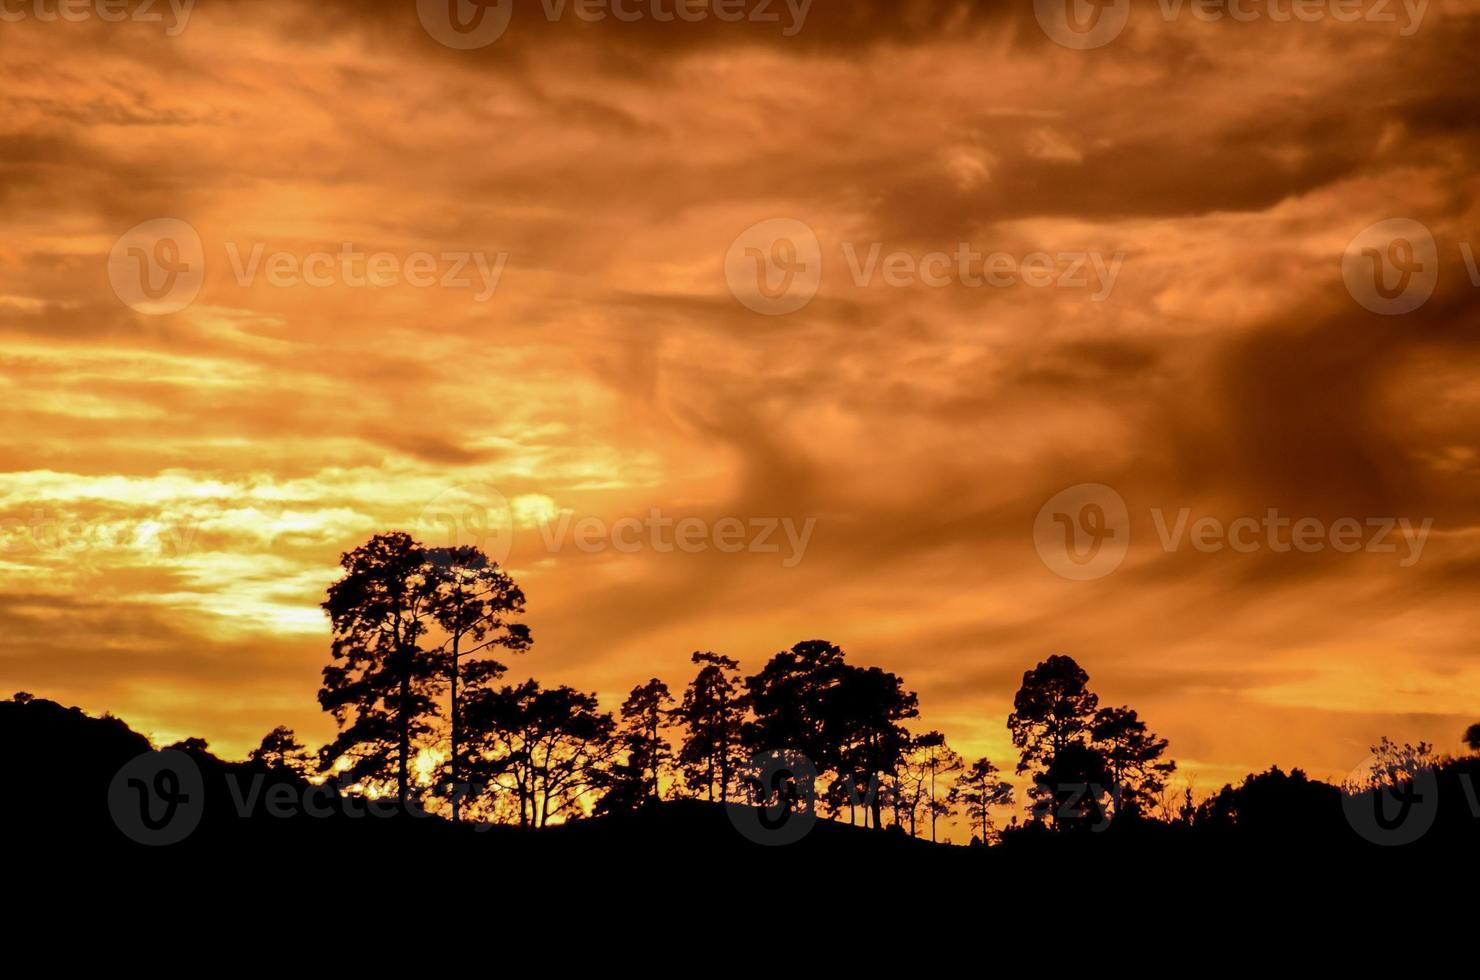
[6,532,1478,862]
[293,534,1480,845]
[8,688,1479,865]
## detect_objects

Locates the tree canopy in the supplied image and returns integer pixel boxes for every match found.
[308,536,1199,839]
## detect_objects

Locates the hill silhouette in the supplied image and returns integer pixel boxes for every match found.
[7,693,1477,896]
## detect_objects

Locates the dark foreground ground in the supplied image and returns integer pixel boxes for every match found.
[5,694,1475,914]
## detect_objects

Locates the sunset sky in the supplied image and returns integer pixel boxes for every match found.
[3,0,1479,805]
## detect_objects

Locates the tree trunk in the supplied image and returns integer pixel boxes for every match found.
[398,670,410,804]
[449,628,461,823]
[649,719,660,803]
[929,764,937,842]
[715,694,726,804]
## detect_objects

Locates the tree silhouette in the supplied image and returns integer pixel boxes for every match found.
[1196,766,1341,838]
[461,680,616,828]
[673,652,748,802]
[828,664,919,829]
[1036,742,1114,831]
[1007,655,1100,826]
[166,736,212,755]
[950,757,1014,844]
[914,731,962,842]
[825,771,875,826]
[1464,723,1480,754]
[1091,705,1175,817]
[248,726,311,775]
[744,639,848,775]
[320,532,444,802]
[924,790,955,840]
[894,731,959,837]
[1351,736,1441,791]
[745,641,917,829]
[43,594,1480,861]
[425,545,531,822]
[893,738,930,833]
[598,678,675,812]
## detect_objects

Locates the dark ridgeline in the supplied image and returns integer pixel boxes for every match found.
[6,532,1480,891]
